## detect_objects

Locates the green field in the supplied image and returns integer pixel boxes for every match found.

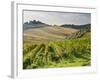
[23,25,91,69]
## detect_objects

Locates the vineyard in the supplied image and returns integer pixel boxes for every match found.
[23,26,91,69]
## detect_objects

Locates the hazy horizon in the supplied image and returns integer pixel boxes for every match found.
[23,10,91,25]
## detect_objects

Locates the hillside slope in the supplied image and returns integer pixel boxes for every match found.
[23,26,78,43]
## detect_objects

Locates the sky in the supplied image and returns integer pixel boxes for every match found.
[23,10,91,25]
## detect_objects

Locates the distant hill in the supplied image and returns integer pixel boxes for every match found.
[23,20,49,30]
[61,24,91,29]
[23,20,90,30]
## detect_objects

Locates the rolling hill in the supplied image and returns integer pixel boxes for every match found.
[23,26,78,42]
[23,20,90,43]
